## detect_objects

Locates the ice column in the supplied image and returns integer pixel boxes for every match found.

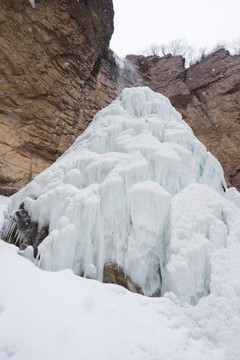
[127,181,171,296]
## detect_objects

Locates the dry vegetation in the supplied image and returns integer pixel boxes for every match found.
[144,38,240,67]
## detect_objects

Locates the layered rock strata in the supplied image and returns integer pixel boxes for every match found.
[127,50,240,189]
[0,0,116,194]
[0,0,239,192]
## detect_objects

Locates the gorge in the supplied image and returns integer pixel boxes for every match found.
[0,1,240,359]
[0,0,239,195]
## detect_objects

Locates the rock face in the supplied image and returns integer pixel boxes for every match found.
[185,51,240,189]
[126,54,190,109]
[0,0,115,194]
[103,263,143,294]
[127,50,240,190]
[2,206,48,257]
[0,0,239,192]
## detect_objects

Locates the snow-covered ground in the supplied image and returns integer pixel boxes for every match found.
[1,87,240,359]
[1,236,240,360]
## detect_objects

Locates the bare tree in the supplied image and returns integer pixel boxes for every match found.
[198,46,207,60]
[167,39,197,67]
[146,43,169,57]
[210,42,226,53]
[232,38,240,54]
[144,39,231,67]
[142,38,238,69]
[234,44,240,55]
[188,46,208,67]
[146,43,160,56]
[160,44,167,56]
[167,39,191,57]
[145,39,197,66]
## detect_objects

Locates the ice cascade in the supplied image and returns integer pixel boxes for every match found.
[5,87,230,302]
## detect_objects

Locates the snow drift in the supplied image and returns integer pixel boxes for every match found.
[1,87,240,360]
[2,87,239,305]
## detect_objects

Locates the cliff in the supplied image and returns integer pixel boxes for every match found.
[127,50,240,189]
[0,0,116,194]
[0,0,239,193]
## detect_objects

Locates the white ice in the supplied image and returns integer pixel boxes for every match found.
[1,87,240,359]
[164,183,240,305]
[28,0,35,8]
[4,87,233,300]
[0,196,8,231]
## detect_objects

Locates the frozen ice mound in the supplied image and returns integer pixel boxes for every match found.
[5,86,238,304]
[164,183,240,305]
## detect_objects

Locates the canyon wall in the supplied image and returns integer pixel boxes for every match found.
[128,50,240,189]
[0,0,118,194]
[0,0,239,193]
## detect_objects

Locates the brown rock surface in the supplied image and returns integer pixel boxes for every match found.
[185,50,240,189]
[103,262,143,294]
[0,0,239,193]
[126,54,190,109]
[127,50,240,189]
[0,0,115,194]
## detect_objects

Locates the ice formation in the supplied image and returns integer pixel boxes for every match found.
[5,86,238,304]
[29,0,35,8]
[164,183,240,304]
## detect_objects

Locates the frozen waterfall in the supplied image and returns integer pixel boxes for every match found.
[6,86,238,305]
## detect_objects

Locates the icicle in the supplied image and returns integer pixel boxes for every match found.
[6,87,229,300]
[3,217,17,242]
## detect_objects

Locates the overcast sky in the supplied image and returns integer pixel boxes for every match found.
[110,0,240,58]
